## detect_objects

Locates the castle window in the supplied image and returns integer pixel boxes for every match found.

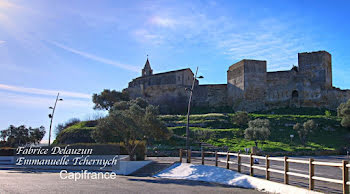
[292,90,299,99]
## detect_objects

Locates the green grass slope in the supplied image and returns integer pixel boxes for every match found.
[159,109,350,155]
[53,108,350,156]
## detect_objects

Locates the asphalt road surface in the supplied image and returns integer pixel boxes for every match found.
[0,169,261,194]
[166,155,349,194]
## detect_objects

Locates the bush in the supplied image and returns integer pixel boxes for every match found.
[232,111,250,127]
[54,122,96,144]
[55,118,81,136]
[303,120,317,132]
[244,119,270,147]
[191,129,214,141]
[338,99,350,128]
[93,98,170,160]
[293,120,317,145]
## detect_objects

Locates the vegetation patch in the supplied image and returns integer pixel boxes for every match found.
[158,108,349,155]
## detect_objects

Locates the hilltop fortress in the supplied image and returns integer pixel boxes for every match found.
[125,51,350,113]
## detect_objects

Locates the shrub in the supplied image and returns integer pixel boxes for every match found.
[191,130,214,141]
[55,118,81,136]
[232,111,250,127]
[244,119,270,147]
[293,120,317,145]
[54,122,96,144]
[93,98,170,160]
[337,99,350,128]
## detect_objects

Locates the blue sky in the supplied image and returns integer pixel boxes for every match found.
[0,0,350,141]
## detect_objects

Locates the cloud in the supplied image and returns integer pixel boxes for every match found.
[133,29,164,45]
[0,40,5,44]
[136,8,320,71]
[149,16,177,28]
[215,18,317,71]
[0,91,92,108]
[0,83,91,99]
[0,1,17,9]
[0,63,34,73]
[47,40,140,72]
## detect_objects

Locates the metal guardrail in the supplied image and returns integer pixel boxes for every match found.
[179,149,350,194]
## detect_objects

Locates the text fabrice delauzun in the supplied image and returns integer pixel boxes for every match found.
[15,146,119,169]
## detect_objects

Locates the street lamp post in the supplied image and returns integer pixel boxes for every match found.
[48,92,63,146]
[185,67,203,161]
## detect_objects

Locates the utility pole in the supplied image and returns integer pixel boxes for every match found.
[186,67,203,155]
[48,93,63,146]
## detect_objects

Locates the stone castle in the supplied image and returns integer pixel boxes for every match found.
[125,51,350,113]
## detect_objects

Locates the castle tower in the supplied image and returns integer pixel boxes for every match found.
[298,51,332,89]
[142,57,153,77]
[227,59,267,111]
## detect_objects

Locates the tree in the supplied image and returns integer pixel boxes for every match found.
[0,125,45,147]
[232,111,250,127]
[93,98,171,160]
[244,119,270,147]
[293,120,317,145]
[337,99,350,128]
[55,118,81,136]
[92,89,130,111]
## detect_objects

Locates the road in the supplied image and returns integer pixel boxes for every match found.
[167,155,349,194]
[1,155,347,194]
[0,169,261,194]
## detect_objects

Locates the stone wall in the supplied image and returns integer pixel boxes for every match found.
[227,60,267,112]
[265,70,298,109]
[298,51,332,89]
[126,84,189,114]
[128,68,193,89]
[125,50,349,113]
[193,84,228,108]
[227,60,244,104]
[126,69,198,114]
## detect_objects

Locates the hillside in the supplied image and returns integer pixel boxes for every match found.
[158,108,350,155]
[55,108,350,155]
